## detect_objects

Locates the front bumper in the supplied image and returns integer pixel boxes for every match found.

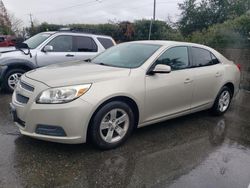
[12,76,94,144]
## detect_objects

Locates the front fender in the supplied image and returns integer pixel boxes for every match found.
[0,58,36,84]
[0,57,36,69]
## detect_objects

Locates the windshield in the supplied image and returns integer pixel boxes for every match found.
[92,43,161,68]
[24,33,52,49]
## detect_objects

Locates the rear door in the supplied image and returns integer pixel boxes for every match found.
[144,46,194,122]
[73,36,99,61]
[36,35,76,67]
[190,47,223,109]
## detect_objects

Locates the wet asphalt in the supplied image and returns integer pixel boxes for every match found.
[0,90,250,188]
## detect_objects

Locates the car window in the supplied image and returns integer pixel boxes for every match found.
[97,37,114,49]
[47,35,73,52]
[192,47,214,67]
[155,46,189,70]
[24,33,52,49]
[0,37,5,42]
[211,53,220,65]
[74,36,97,52]
[92,43,161,68]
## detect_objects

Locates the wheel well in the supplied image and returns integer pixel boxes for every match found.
[87,96,140,141]
[224,82,234,96]
[6,64,32,74]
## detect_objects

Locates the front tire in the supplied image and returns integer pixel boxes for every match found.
[3,69,26,92]
[211,86,232,116]
[89,101,135,150]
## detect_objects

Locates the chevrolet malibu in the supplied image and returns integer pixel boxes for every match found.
[10,41,241,149]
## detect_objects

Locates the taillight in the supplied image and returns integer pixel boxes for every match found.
[236,64,241,71]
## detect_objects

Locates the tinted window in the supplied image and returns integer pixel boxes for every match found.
[0,37,5,42]
[97,37,114,49]
[211,53,220,64]
[92,43,161,68]
[192,47,213,67]
[155,47,189,70]
[47,35,73,52]
[74,36,97,52]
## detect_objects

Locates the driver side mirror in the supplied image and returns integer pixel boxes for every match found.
[43,45,53,52]
[149,64,171,74]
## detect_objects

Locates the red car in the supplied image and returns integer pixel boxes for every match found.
[0,35,16,47]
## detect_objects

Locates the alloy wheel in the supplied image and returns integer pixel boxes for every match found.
[7,72,22,90]
[218,90,231,112]
[99,108,130,143]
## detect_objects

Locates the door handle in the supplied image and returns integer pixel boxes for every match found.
[66,54,74,57]
[215,72,222,77]
[184,78,193,84]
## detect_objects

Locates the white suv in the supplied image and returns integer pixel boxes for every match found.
[0,31,116,92]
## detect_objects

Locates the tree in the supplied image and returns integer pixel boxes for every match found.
[117,21,135,42]
[9,13,23,35]
[0,0,11,34]
[178,0,250,36]
[188,13,250,48]
[133,20,183,41]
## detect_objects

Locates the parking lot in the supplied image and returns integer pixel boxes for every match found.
[0,90,250,188]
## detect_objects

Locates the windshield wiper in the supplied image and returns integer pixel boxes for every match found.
[98,62,114,67]
[84,58,92,62]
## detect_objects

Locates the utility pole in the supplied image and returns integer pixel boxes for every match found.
[29,13,34,28]
[153,0,156,20]
[148,0,156,40]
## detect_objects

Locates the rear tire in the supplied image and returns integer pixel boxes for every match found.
[211,86,232,116]
[89,101,135,150]
[3,69,26,93]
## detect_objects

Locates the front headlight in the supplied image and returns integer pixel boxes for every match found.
[36,84,91,104]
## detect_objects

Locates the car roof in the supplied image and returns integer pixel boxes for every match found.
[128,40,230,63]
[130,40,212,49]
[41,31,113,39]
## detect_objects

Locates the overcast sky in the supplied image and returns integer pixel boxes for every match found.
[3,0,184,27]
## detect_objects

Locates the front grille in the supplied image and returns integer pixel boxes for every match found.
[16,93,29,104]
[35,125,67,137]
[20,81,34,92]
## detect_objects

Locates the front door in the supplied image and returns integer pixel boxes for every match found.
[36,35,76,67]
[144,46,194,122]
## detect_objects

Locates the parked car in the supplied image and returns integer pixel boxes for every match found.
[10,41,241,149]
[0,35,16,47]
[0,31,116,92]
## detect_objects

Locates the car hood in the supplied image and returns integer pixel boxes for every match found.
[0,49,35,58]
[25,61,131,87]
[0,47,16,53]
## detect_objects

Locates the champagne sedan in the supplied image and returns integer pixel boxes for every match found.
[10,41,241,149]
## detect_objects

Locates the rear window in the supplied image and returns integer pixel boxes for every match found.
[97,37,114,49]
[211,53,220,64]
[74,36,97,52]
[192,47,213,67]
